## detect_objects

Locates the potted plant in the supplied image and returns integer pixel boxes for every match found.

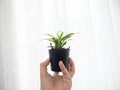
[45,31,74,72]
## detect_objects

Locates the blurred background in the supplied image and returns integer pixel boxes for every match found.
[0,0,120,90]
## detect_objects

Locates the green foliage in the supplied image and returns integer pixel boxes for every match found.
[45,31,74,49]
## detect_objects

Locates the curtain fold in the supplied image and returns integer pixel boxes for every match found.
[0,0,120,90]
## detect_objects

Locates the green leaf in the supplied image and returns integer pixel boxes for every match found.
[61,33,74,41]
[45,34,55,38]
[61,41,67,48]
[44,31,74,49]
[59,32,64,40]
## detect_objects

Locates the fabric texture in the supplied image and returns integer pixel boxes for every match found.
[0,0,120,90]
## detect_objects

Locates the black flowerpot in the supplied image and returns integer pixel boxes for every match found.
[49,48,70,72]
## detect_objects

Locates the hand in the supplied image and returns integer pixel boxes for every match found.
[40,57,75,90]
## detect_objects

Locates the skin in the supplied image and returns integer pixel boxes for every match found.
[40,57,75,90]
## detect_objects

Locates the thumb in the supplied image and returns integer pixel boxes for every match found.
[59,61,70,77]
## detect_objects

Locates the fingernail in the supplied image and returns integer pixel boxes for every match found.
[59,61,63,64]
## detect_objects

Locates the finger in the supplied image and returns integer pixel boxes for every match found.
[59,61,70,78]
[68,57,75,78]
[53,72,59,76]
[54,72,59,74]
[40,58,50,76]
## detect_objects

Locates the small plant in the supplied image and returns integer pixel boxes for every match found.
[45,31,74,50]
[44,31,74,72]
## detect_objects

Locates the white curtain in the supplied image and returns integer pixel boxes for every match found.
[0,0,120,90]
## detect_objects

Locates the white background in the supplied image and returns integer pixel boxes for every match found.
[0,0,120,90]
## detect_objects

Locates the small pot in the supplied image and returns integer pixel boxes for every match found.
[49,48,70,72]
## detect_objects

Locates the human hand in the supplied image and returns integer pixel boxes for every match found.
[40,57,75,90]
